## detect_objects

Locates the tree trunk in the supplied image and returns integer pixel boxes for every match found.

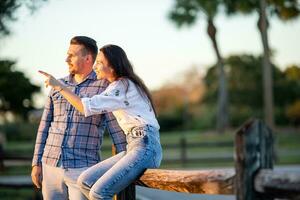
[258,0,274,130]
[207,18,228,134]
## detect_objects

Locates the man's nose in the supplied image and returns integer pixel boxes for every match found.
[65,56,70,63]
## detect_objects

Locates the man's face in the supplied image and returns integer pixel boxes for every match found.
[65,44,87,75]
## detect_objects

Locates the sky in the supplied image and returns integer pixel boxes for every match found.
[0,0,300,107]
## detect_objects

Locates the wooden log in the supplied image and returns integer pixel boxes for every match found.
[136,168,235,194]
[235,119,274,200]
[255,169,300,200]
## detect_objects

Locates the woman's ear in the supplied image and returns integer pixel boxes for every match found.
[108,66,115,73]
[110,68,117,77]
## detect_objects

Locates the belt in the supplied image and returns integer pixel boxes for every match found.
[128,125,155,137]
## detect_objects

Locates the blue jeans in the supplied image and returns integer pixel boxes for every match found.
[77,125,162,200]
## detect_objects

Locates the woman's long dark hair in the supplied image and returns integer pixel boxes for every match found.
[100,44,157,115]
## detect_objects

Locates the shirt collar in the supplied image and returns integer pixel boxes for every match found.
[62,71,97,85]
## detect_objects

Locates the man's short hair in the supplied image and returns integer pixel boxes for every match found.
[70,36,98,62]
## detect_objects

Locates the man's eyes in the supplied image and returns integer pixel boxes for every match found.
[68,54,75,59]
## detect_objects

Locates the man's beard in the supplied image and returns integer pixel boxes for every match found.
[68,65,76,75]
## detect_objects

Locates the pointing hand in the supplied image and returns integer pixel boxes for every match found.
[39,70,64,91]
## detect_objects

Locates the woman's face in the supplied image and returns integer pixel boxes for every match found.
[93,51,115,81]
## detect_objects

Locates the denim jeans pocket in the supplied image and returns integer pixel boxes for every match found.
[127,134,150,152]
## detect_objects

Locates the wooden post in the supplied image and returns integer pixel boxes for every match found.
[180,137,187,167]
[235,119,274,200]
[112,145,136,200]
[137,168,235,194]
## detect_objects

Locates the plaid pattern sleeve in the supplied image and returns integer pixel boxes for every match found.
[32,90,54,166]
[105,112,127,153]
[32,72,128,168]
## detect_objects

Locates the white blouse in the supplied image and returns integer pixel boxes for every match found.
[81,78,160,134]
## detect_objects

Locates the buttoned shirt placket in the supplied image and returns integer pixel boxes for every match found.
[60,80,81,168]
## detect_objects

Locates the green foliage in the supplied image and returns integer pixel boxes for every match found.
[168,0,222,27]
[170,0,300,26]
[0,0,20,36]
[189,104,217,129]
[157,114,185,132]
[0,0,48,37]
[286,100,300,125]
[0,122,39,141]
[204,54,300,126]
[169,0,199,26]
[0,1,45,120]
[274,65,300,126]
[169,0,230,133]
[223,0,300,20]
[0,60,40,119]
[230,106,263,127]
[205,55,281,107]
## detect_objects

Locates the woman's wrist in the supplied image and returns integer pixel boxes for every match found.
[56,85,65,92]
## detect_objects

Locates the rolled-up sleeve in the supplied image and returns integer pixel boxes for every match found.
[81,97,92,117]
[32,90,53,166]
[81,82,126,117]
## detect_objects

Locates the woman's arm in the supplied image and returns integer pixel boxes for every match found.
[39,70,85,114]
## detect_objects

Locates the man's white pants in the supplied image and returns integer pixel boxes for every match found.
[42,163,88,200]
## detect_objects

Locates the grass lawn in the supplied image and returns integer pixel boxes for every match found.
[0,128,299,199]
[2,128,299,169]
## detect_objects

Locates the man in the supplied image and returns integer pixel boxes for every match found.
[31,36,126,200]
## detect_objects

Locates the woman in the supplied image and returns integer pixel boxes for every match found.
[39,44,162,200]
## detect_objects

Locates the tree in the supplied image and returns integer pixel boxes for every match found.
[280,65,300,126]
[0,0,47,37]
[205,54,266,126]
[223,0,300,129]
[204,54,300,126]
[168,0,229,134]
[0,0,47,121]
[152,67,205,131]
[0,60,40,120]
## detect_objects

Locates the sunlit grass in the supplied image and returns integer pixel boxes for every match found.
[3,128,300,169]
[0,129,299,199]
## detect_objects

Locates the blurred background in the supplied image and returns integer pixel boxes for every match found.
[0,0,299,199]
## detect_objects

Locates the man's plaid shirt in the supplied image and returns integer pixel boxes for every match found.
[32,71,127,168]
